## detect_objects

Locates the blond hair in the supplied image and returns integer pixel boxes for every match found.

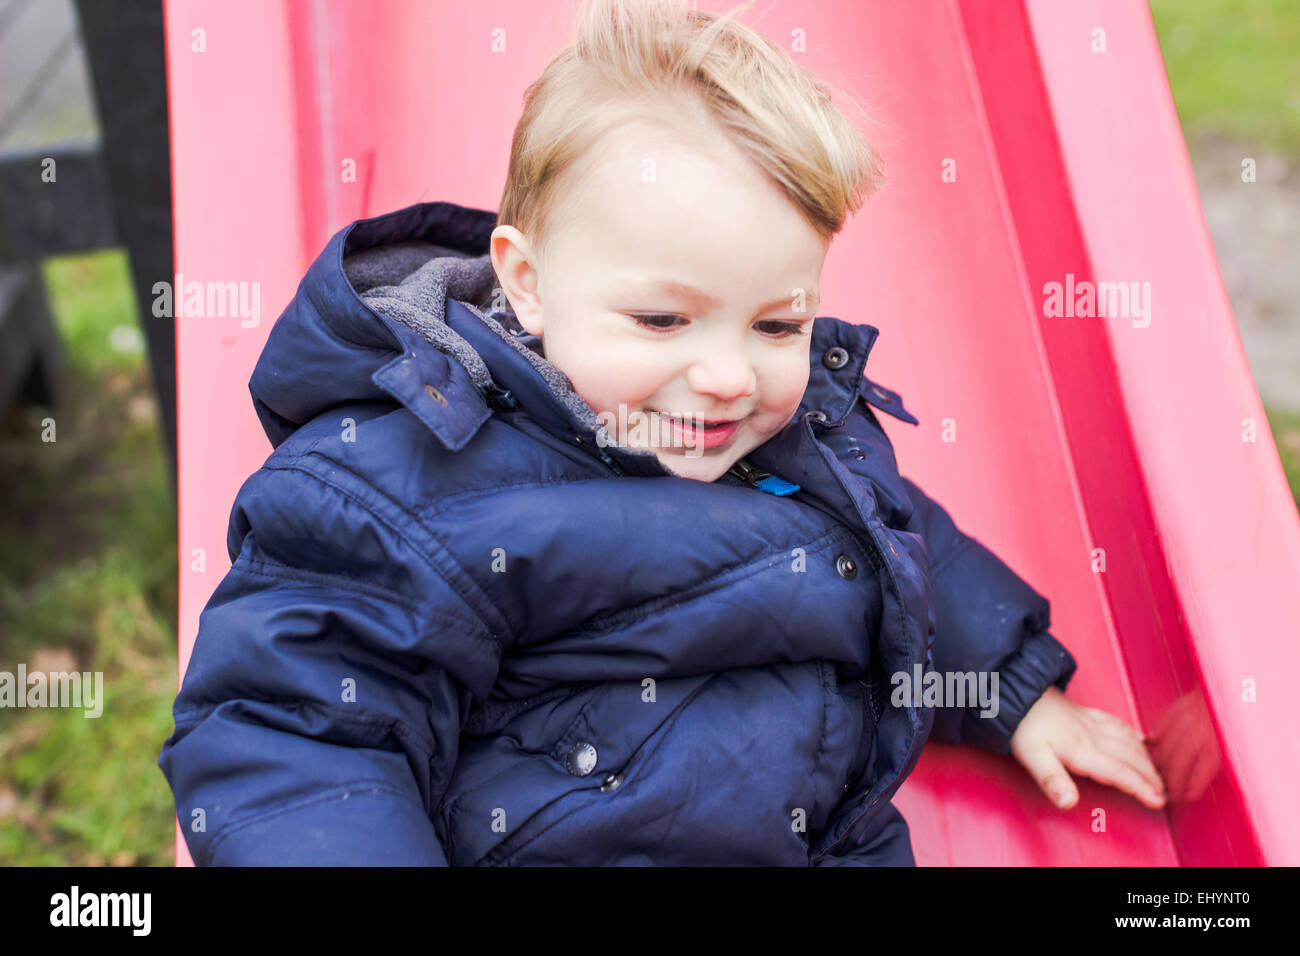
[496,0,887,266]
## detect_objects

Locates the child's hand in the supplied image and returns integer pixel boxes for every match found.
[1008,686,1166,811]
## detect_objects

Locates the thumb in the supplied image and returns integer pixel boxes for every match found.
[1015,739,1078,809]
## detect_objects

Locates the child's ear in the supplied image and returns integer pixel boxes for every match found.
[489,225,544,336]
[514,308,544,337]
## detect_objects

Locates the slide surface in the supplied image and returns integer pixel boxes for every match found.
[163,0,1300,866]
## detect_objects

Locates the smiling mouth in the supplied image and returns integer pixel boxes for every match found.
[645,409,746,453]
[650,410,745,428]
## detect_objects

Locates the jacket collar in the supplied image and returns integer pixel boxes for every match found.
[250,201,500,450]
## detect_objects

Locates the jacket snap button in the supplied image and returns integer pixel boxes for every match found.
[600,772,624,792]
[424,384,449,407]
[842,782,849,793]
[822,347,849,370]
[836,554,857,580]
[565,741,598,776]
[803,409,828,423]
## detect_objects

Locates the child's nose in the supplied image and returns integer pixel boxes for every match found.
[685,353,757,402]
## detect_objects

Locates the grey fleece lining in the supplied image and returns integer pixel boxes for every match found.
[343,242,638,450]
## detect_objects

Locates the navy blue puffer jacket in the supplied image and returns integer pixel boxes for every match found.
[158,200,1078,866]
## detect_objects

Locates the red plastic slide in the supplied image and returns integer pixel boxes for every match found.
[162,0,1300,865]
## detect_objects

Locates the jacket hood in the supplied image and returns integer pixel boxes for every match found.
[249,200,916,481]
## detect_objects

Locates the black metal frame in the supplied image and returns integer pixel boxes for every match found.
[0,0,176,495]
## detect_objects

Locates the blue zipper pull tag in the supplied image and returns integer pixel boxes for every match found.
[754,474,801,496]
[728,458,801,496]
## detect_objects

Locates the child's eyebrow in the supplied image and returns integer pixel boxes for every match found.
[624,277,820,314]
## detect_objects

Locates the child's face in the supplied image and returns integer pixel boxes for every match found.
[491,112,827,482]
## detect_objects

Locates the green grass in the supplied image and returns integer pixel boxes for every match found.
[1266,406,1300,511]
[0,249,177,866]
[1149,0,1300,153]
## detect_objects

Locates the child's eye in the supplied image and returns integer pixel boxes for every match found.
[755,320,807,338]
[628,313,686,331]
[629,314,807,338]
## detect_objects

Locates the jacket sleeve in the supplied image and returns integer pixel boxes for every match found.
[157,463,505,865]
[898,474,1078,754]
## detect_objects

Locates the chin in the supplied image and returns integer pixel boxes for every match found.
[654,450,736,483]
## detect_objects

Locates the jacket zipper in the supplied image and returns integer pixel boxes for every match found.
[818,669,902,860]
[854,669,884,727]
[727,457,771,487]
[591,443,628,477]
[867,668,884,723]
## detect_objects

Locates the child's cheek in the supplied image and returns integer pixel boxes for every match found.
[760,357,813,423]
[564,352,667,419]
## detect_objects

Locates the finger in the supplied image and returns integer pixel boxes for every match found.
[1015,738,1079,809]
[1060,744,1165,810]
[1084,709,1149,745]
[1090,725,1166,798]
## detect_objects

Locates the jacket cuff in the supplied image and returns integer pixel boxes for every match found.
[959,627,1078,755]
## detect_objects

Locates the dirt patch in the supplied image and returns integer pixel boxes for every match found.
[1187,133,1300,412]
